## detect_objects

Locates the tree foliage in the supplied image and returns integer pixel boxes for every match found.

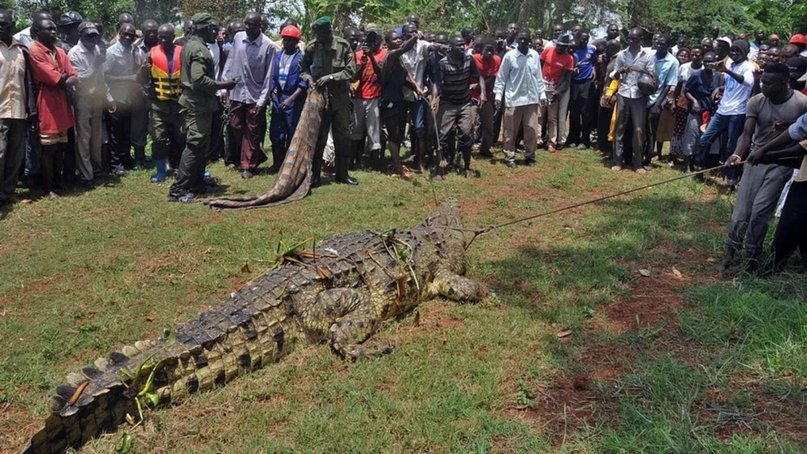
[5,0,804,39]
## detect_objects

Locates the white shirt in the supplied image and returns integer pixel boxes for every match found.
[717,60,754,116]
[0,40,27,120]
[400,39,430,101]
[68,41,113,104]
[493,47,547,107]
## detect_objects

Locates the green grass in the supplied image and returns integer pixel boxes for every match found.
[1,149,804,452]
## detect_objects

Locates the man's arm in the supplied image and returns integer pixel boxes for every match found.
[493,53,509,105]
[30,48,65,87]
[328,42,357,82]
[256,45,276,107]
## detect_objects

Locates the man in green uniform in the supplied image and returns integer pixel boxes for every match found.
[169,13,236,202]
[301,16,358,186]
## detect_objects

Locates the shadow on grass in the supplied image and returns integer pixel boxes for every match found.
[478,188,806,450]
[478,193,726,328]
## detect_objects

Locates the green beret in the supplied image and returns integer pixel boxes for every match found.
[311,16,332,30]
[190,13,215,28]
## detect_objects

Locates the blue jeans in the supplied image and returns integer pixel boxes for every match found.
[697,112,745,180]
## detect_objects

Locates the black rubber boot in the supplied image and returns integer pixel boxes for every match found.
[335,156,358,185]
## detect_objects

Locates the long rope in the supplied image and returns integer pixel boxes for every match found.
[458,162,740,250]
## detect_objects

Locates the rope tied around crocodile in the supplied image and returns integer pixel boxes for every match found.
[453,162,740,250]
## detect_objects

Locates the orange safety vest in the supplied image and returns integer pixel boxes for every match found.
[150,45,183,101]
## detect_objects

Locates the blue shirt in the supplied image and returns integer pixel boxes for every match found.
[573,44,597,81]
[788,112,807,141]
[648,52,679,106]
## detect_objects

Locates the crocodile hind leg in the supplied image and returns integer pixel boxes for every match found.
[300,288,391,360]
[428,268,488,302]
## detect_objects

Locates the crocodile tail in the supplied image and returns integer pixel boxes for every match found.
[205,89,325,210]
[25,292,295,453]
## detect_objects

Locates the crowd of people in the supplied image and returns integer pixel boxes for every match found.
[0,9,806,272]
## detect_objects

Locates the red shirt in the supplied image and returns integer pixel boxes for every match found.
[540,46,574,87]
[355,48,387,100]
[29,41,76,134]
[471,53,500,101]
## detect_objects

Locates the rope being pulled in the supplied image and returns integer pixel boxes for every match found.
[457,163,739,249]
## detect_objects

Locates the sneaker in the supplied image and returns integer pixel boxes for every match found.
[575,143,587,150]
[151,173,166,183]
[635,168,647,174]
[45,191,59,200]
[505,160,517,168]
[241,170,253,179]
[610,165,623,171]
[112,165,127,176]
[547,144,557,153]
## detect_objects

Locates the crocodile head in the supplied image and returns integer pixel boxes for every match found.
[420,198,467,275]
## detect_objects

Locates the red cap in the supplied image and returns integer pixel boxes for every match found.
[790,34,807,45]
[280,25,302,40]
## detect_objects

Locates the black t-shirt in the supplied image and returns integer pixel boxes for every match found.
[379,54,407,106]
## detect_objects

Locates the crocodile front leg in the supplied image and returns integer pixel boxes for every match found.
[428,268,488,302]
[300,288,391,360]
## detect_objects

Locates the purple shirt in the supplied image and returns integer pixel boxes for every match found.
[221,31,276,105]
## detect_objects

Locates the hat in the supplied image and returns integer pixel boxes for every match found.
[190,13,216,29]
[786,57,807,79]
[731,39,749,56]
[78,21,99,36]
[790,34,807,46]
[280,25,302,40]
[58,11,83,27]
[311,16,332,31]
[555,33,574,47]
[715,36,732,47]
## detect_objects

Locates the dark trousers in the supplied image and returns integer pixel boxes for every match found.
[0,119,26,200]
[269,96,304,167]
[62,127,77,183]
[229,101,268,171]
[568,80,594,146]
[613,95,648,168]
[596,105,612,153]
[150,101,184,166]
[108,108,133,169]
[313,92,352,181]
[170,109,212,196]
[771,180,807,270]
[40,143,64,194]
[644,107,662,166]
[207,104,225,163]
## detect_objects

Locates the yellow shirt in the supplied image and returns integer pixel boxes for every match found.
[0,40,27,120]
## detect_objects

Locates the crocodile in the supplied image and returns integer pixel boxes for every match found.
[24,198,487,453]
